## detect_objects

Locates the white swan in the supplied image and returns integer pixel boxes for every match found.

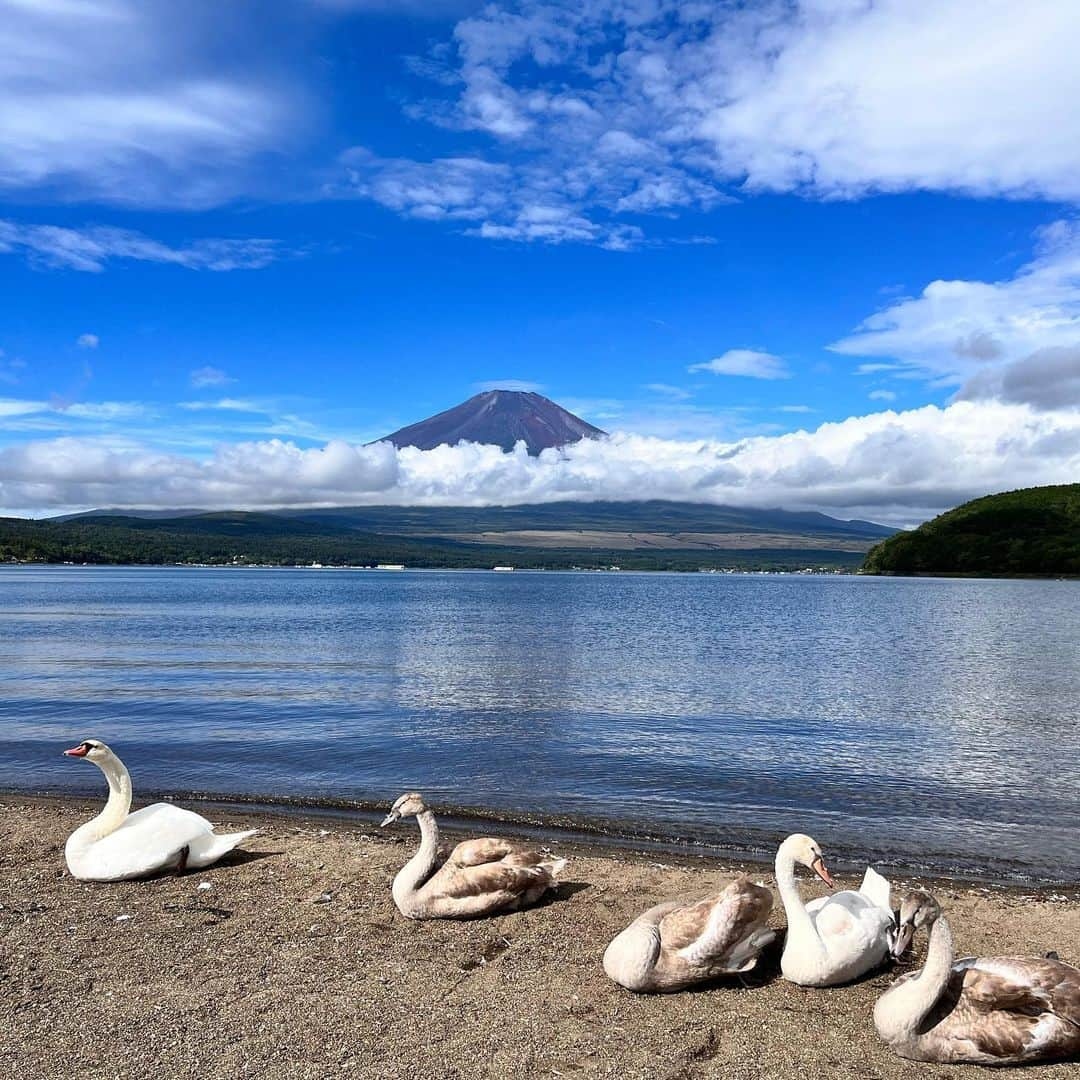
[875,890,1080,1065]
[775,833,894,986]
[63,739,256,882]
[381,792,566,919]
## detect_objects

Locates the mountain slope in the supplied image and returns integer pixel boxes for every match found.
[1,513,864,571]
[375,390,605,454]
[49,501,894,553]
[287,501,893,540]
[862,484,1080,576]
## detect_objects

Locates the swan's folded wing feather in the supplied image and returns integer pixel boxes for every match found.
[433,859,548,900]
[930,959,1080,1061]
[448,837,522,867]
[122,802,213,837]
[858,866,891,911]
[500,849,551,870]
[813,898,857,939]
[660,879,771,949]
[965,959,1080,1024]
[87,804,213,878]
[664,878,773,964]
[658,895,715,951]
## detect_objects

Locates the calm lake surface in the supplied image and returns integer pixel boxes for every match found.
[2,566,1078,883]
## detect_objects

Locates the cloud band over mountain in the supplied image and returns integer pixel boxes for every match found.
[4,399,1079,527]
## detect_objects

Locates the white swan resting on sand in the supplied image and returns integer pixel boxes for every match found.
[775,833,895,986]
[63,739,256,882]
[603,877,777,992]
[875,890,1080,1065]
[381,792,566,919]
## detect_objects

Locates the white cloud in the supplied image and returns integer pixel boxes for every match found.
[0,219,282,273]
[957,346,1080,411]
[339,149,509,222]
[178,397,261,412]
[832,220,1080,395]
[337,147,647,250]
[690,350,790,380]
[189,367,234,389]
[697,0,1080,201]
[778,404,814,414]
[0,397,47,419]
[0,0,296,207]
[5,400,1080,526]
[868,390,897,402]
[346,0,1080,246]
[856,363,902,375]
[61,400,148,421]
[0,395,147,424]
[76,333,99,349]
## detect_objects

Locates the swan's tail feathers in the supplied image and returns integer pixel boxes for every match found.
[187,828,257,869]
[859,865,892,912]
[541,856,568,880]
[730,927,779,972]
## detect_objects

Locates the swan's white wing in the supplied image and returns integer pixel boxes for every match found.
[809,888,894,935]
[812,897,858,940]
[809,889,894,971]
[832,889,894,932]
[82,803,213,880]
[858,866,892,912]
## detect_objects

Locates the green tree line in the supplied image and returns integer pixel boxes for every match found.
[862,484,1080,577]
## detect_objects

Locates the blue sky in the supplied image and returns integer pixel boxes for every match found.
[2,1,1079,523]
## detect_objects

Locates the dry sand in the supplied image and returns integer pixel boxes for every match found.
[2,797,1077,1080]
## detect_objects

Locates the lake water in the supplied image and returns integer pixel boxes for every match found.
[2,566,1078,883]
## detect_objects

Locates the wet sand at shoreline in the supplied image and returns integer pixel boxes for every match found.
[2,798,1077,1080]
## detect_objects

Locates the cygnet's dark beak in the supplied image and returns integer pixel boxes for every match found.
[892,921,915,959]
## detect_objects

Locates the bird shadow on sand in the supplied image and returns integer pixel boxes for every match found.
[194,847,281,873]
[533,879,592,909]
[672,932,787,994]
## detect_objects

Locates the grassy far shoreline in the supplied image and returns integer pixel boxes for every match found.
[0,505,875,573]
[2,797,1077,1080]
[6,484,1080,577]
[0,529,862,573]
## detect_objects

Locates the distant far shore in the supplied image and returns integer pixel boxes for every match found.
[0,560,855,574]
[2,798,1077,1080]
[6,560,1079,580]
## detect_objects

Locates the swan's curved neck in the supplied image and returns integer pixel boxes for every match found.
[86,752,133,840]
[392,810,440,914]
[876,916,955,1041]
[775,849,823,955]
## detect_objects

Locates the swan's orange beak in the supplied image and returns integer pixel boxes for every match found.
[812,857,835,889]
[64,744,89,757]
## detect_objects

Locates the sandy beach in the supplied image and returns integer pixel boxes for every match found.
[2,797,1077,1080]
